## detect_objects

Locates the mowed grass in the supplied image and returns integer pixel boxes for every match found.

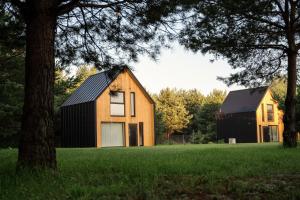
[0,144,300,200]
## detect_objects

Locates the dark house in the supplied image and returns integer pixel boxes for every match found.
[217,87,284,143]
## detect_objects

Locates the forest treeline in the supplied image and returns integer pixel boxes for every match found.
[1,63,299,147]
[153,88,227,144]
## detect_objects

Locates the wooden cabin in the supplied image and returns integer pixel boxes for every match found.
[61,67,155,147]
[217,87,284,143]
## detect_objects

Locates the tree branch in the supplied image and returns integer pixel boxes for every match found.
[295,43,300,50]
[10,0,25,8]
[9,0,26,16]
[78,1,127,9]
[58,0,127,16]
[242,44,287,50]
[57,0,80,16]
[273,0,285,16]
[242,13,285,30]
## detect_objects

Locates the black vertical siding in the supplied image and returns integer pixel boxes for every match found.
[217,112,257,143]
[61,102,96,147]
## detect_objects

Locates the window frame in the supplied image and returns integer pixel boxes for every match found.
[110,91,125,117]
[267,104,274,122]
[130,92,136,117]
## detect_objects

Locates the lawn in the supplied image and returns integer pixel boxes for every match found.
[0,143,300,200]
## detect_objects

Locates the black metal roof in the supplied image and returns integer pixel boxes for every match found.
[220,86,269,114]
[61,69,119,107]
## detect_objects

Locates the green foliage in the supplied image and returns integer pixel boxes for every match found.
[196,90,227,140]
[0,7,25,147]
[154,88,192,137]
[52,1,182,68]
[190,131,213,144]
[0,62,97,147]
[154,88,226,143]
[179,89,205,133]
[154,110,166,144]
[270,78,287,110]
[179,0,297,86]
[54,66,97,113]
[1,144,300,199]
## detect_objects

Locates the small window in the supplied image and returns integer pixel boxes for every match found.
[130,92,135,116]
[261,104,265,122]
[110,92,125,116]
[267,104,274,121]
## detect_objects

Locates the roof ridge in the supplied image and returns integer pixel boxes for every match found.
[229,86,268,93]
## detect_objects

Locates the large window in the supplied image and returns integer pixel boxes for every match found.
[267,104,274,121]
[101,123,124,147]
[110,91,125,116]
[130,92,135,116]
[269,126,278,142]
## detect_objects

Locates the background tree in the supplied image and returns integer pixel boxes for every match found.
[179,0,300,147]
[153,88,192,141]
[0,7,24,147]
[54,65,97,112]
[179,89,205,134]
[195,89,226,142]
[153,109,166,144]
[270,78,287,110]
[1,0,180,170]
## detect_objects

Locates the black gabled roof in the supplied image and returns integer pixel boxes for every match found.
[61,69,120,107]
[220,86,269,114]
[61,67,155,107]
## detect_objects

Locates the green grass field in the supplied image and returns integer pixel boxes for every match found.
[0,144,300,199]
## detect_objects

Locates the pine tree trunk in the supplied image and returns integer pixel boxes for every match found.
[17,1,58,170]
[283,49,297,148]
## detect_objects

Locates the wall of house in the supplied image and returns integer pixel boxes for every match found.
[256,90,283,142]
[61,102,96,147]
[217,112,257,143]
[95,69,155,147]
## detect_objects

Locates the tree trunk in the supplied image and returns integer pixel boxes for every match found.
[283,49,297,147]
[17,2,58,170]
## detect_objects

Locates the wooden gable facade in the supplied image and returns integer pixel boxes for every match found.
[217,87,284,143]
[255,89,284,143]
[61,67,155,148]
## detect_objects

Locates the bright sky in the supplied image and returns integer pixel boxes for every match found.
[130,44,244,95]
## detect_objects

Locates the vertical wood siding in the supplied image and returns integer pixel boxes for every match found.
[256,90,283,142]
[61,102,96,147]
[96,69,155,147]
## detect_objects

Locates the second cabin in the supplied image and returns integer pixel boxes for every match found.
[217,87,284,143]
[61,67,155,148]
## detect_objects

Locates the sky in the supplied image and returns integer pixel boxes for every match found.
[130,43,244,96]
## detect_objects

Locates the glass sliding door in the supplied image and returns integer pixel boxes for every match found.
[269,125,278,142]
